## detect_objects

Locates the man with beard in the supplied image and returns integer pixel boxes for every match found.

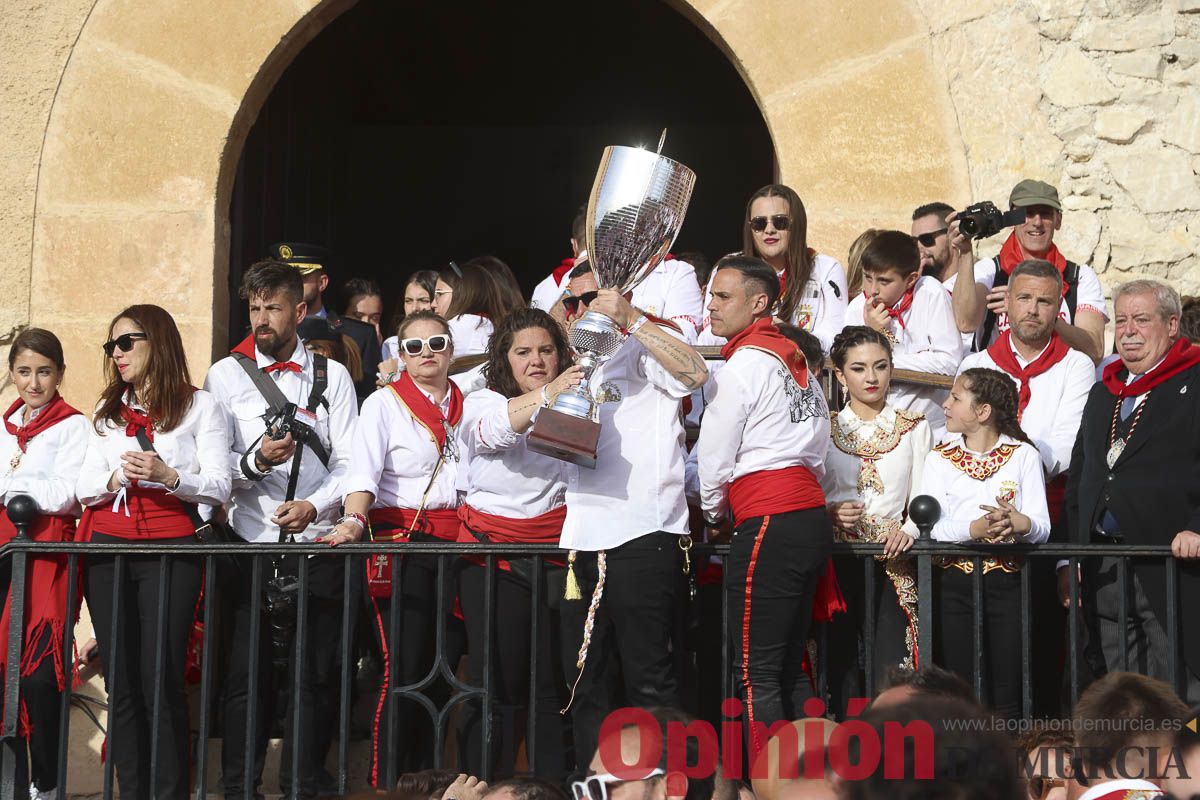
[1066,279,1200,704]
[203,259,359,798]
[958,258,1095,714]
[911,201,980,339]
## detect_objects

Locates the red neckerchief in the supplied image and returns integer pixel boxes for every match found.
[231,334,257,361]
[1101,338,1200,397]
[986,331,1070,418]
[862,287,916,330]
[121,405,154,441]
[998,231,1069,298]
[721,316,809,389]
[387,370,463,450]
[551,257,574,284]
[263,361,301,374]
[774,247,817,297]
[2,395,82,453]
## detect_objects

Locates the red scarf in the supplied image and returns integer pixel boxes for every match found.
[998,232,1069,297]
[120,405,154,441]
[1101,338,1200,398]
[721,316,810,389]
[551,257,575,285]
[2,395,82,453]
[862,288,916,330]
[231,334,258,361]
[387,371,463,450]
[986,331,1071,417]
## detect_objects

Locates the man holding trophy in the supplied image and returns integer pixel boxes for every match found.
[528,143,708,770]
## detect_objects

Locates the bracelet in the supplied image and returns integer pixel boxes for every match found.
[540,385,551,408]
[626,314,648,336]
[337,513,367,530]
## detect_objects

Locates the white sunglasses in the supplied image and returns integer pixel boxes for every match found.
[399,334,452,356]
[571,769,665,800]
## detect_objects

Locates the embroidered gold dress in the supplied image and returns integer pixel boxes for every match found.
[822,405,932,681]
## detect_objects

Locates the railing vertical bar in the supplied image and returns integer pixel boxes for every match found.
[1117,556,1129,672]
[195,555,217,799]
[244,555,263,800]
[55,554,80,795]
[337,555,353,795]
[972,557,984,702]
[1020,560,1032,720]
[148,554,169,794]
[291,555,311,798]
[102,554,124,800]
[527,554,542,776]
[862,557,876,700]
[431,555,448,770]
[1165,556,1180,696]
[1,549,28,799]
[915,545,933,678]
[482,554,495,781]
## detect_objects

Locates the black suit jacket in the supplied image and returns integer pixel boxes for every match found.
[1064,360,1200,672]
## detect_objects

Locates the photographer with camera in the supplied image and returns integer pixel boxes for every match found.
[203,260,358,799]
[954,180,1108,362]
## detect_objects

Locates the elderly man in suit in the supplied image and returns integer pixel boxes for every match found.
[1065,278,1200,703]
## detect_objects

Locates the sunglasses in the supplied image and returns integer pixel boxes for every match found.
[916,228,948,247]
[562,291,600,316]
[1028,776,1065,799]
[102,333,148,357]
[749,214,791,232]
[400,334,451,356]
[571,769,664,800]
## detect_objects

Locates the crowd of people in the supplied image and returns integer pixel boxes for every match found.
[1,176,1200,800]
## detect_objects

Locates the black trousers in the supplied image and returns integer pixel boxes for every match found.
[457,561,569,781]
[85,533,201,800]
[220,552,360,799]
[936,567,1021,719]
[725,508,831,755]
[0,557,64,793]
[368,550,466,787]
[559,532,686,774]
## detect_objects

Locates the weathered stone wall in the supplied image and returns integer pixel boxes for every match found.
[915,0,1200,298]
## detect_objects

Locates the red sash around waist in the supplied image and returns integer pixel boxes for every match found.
[369,506,459,541]
[456,504,565,545]
[729,466,825,528]
[77,486,196,541]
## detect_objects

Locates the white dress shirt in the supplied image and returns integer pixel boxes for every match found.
[530,263,573,312]
[457,388,567,517]
[345,382,459,512]
[76,390,232,512]
[923,434,1050,544]
[821,405,932,538]
[447,314,494,358]
[959,340,1095,477]
[560,329,693,551]
[697,346,830,522]
[0,404,90,517]
[202,339,357,543]
[631,258,705,341]
[844,275,965,431]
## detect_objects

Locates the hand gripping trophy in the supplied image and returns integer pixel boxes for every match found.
[528,136,695,468]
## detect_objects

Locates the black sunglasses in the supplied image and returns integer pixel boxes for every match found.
[916,228,948,247]
[102,333,148,357]
[749,214,791,232]
[562,291,600,315]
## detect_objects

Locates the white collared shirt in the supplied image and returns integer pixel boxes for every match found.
[447,314,494,358]
[631,258,705,342]
[845,275,965,431]
[697,345,830,522]
[202,339,358,542]
[923,434,1050,544]
[344,382,459,511]
[530,265,573,313]
[821,405,932,537]
[76,391,232,512]
[0,404,91,516]
[560,329,693,551]
[959,339,1096,477]
[456,388,567,518]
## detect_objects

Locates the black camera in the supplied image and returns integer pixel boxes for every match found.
[265,564,299,669]
[957,202,1028,240]
[262,402,316,445]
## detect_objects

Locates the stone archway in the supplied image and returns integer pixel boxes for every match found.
[28,0,967,410]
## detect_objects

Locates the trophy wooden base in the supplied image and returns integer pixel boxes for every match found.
[527,408,601,469]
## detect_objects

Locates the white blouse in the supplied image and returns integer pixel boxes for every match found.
[923,434,1050,544]
[0,404,91,517]
[344,383,459,511]
[456,388,567,518]
[76,390,232,510]
[821,405,932,539]
[447,314,494,359]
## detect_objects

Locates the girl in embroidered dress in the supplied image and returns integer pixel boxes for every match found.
[823,326,932,711]
[76,305,231,800]
[330,309,466,787]
[0,328,90,799]
[925,366,1050,719]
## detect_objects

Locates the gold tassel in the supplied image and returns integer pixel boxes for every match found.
[564,550,582,600]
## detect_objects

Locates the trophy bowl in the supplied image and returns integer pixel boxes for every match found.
[528,144,695,468]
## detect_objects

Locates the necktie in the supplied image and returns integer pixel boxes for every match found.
[263,361,301,374]
[1120,375,1140,420]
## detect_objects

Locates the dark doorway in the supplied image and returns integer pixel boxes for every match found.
[227,0,775,344]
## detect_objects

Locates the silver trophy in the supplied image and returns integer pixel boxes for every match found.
[528,138,696,468]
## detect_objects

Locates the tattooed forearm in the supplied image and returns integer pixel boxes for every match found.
[634,322,709,388]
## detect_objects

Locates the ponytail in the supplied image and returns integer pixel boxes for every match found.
[959,367,1035,447]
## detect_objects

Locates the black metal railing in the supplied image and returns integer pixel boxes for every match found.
[0,502,1186,798]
